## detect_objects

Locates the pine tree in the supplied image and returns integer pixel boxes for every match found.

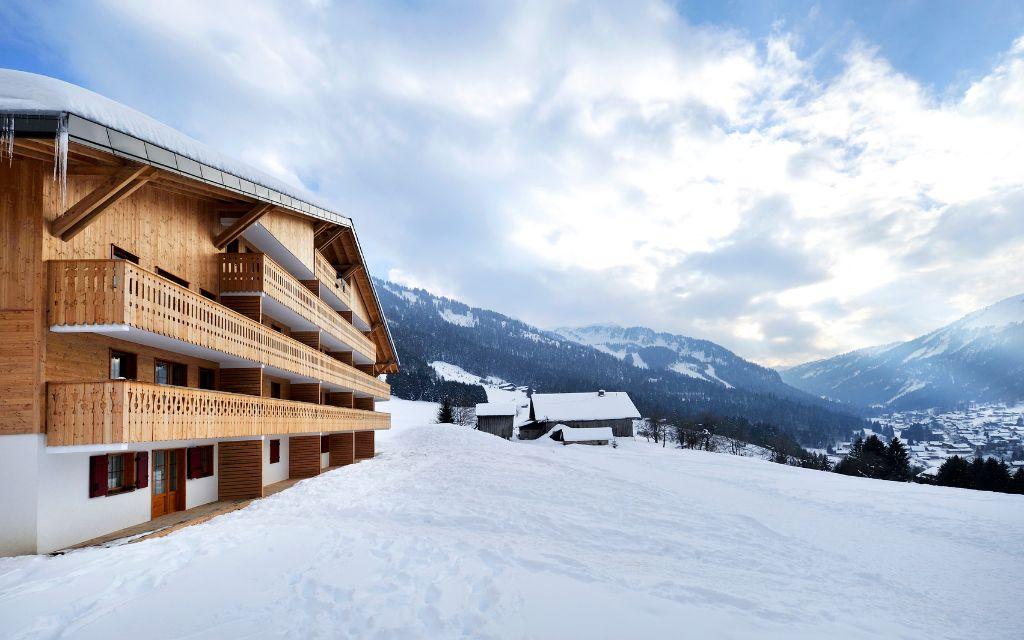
[436,397,454,424]
[885,437,912,481]
[861,435,888,479]
[1013,467,1024,494]
[935,456,972,489]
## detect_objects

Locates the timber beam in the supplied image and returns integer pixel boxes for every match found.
[214,203,275,249]
[51,164,158,241]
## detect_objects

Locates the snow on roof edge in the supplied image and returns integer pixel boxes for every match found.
[0,69,345,225]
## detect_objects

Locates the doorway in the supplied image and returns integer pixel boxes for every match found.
[151,448,186,519]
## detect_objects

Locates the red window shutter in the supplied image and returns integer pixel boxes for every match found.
[89,454,108,498]
[135,451,149,489]
[187,447,199,479]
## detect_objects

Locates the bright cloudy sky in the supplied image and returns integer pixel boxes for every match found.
[3,0,1024,366]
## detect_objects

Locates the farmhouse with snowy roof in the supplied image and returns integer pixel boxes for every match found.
[0,70,398,555]
[475,402,516,439]
[519,390,640,440]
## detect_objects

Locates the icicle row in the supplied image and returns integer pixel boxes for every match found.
[0,115,13,166]
[53,114,68,209]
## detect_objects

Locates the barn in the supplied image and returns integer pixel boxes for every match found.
[475,402,517,439]
[519,390,640,440]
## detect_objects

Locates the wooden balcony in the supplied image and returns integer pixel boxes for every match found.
[47,260,389,399]
[219,253,375,360]
[315,249,353,309]
[46,381,390,446]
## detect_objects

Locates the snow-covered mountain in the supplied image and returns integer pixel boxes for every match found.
[376,278,867,447]
[782,294,1024,410]
[555,324,797,397]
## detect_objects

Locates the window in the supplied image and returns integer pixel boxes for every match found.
[187,445,214,479]
[270,381,282,399]
[110,244,140,264]
[200,289,218,301]
[90,452,144,498]
[155,360,187,386]
[225,239,240,254]
[110,350,137,380]
[156,267,189,288]
[270,439,281,464]
[321,435,330,454]
[198,367,216,391]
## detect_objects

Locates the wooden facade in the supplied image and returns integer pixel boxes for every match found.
[476,415,514,440]
[0,81,402,555]
[520,418,634,440]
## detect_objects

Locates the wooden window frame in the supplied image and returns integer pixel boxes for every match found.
[155,359,188,387]
[156,267,190,288]
[198,367,216,391]
[110,244,140,264]
[109,349,138,381]
[187,445,215,479]
[269,439,281,464]
[270,381,282,399]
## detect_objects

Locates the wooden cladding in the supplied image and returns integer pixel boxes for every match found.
[328,432,354,467]
[218,440,263,500]
[326,392,353,408]
[219,253,375,361]
[219,368,263,396]
[220,295,262,321]
[47,260,389,399]
[288,435,321,479]
[354,431,375,460]
[290,383,321,404]
[46,380,391,446]
[354,397,375,412]
[314,249,351,306]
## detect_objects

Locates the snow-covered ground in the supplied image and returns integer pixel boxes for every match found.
[1,399,1022,639]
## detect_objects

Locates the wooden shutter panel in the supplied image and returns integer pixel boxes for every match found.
[135,451,149,489]
[89,454,108,498]
[187,447,199,479]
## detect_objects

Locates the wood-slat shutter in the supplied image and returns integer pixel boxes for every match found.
[187,447,200,479]
[89,454,108,498]
[135,451,149,489]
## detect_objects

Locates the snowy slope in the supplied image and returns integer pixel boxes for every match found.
[783,294,1024,410]
[556,324,805,397]
[0,401,1020,639]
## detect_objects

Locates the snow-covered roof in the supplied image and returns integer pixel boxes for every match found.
[531,391,640,422]
[0,69,346,226]
[475,402,516,417]
[551,424,614,443]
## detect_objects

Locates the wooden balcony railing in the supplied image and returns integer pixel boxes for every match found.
[315,249,352,308]
[47,260,389,399]
[46,380,390,446]
[219,253,375,360]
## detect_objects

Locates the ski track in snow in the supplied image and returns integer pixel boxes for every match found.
[0,400,1021,639]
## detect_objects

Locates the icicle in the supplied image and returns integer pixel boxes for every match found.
[53,114,68,209]
[0,115,13,166]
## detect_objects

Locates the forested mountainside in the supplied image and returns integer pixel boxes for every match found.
[377,279,866,447]
[555,324,807,399]
[782,294,1024,411]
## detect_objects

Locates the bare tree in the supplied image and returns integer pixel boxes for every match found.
[452,405,476,427]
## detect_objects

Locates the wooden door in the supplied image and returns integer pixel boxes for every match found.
[151,449,186,519]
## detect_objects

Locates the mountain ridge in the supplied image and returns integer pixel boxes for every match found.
[376,278,867,447]
[781,294,1024,410]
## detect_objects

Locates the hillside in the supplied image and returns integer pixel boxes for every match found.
[556,324,807,398]
[377,279,867,447]
[783,294,1024,411]
[0,400,1020,639]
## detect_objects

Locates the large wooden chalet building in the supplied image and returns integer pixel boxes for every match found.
[0,71,398,555]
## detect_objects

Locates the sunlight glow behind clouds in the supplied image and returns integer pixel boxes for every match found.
[8,1,1024,366]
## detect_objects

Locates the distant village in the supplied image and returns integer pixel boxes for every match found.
[832,403,1024,476]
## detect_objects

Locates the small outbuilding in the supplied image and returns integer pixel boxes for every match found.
[475,402,517,439]
[520,390,640,440]
[549,424,614,446]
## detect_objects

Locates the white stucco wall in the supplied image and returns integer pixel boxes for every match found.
[0,434,42,556]
[263,436,289,486]
[185,443,219,510]
[321,451,329,469]
[36,447,150,554]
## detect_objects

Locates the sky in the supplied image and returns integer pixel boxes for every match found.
[2,0,1023,367]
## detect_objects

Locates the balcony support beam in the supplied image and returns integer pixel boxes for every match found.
[214,203,275,249]
[51,164,157,241]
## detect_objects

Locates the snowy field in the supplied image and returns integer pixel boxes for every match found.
[1,399,1022,639]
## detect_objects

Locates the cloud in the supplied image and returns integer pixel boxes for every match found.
[6,1,1024,366]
